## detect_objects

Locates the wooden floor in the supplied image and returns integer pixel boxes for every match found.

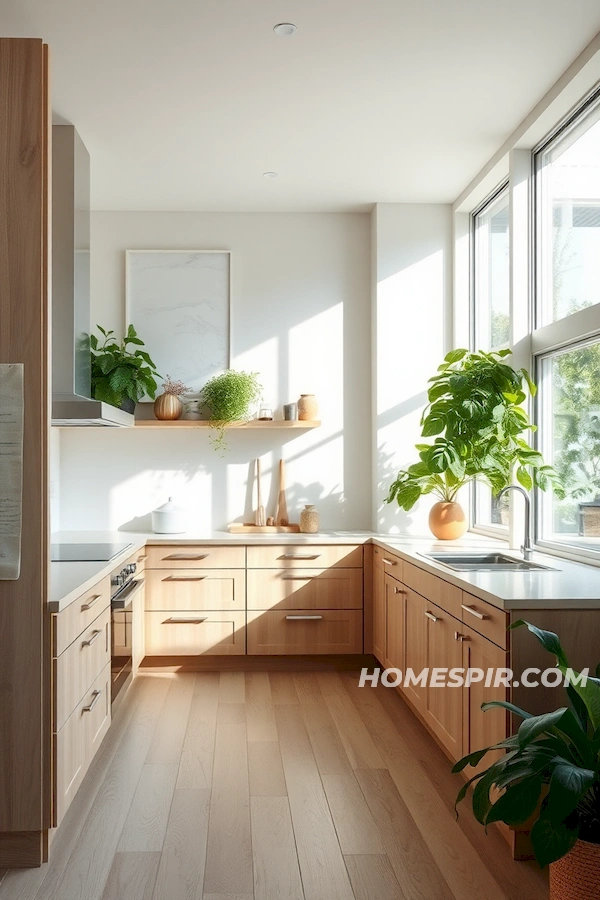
[0,663,549,900]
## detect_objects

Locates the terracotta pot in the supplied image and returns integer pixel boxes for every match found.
[549,839,600,900]
[154,393,183,421]
[428,501,467,540]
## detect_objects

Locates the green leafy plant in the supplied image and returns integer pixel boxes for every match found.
[385,348,564,511]
[201,369,262,451]
[453,621,600,868]
[90,324,160,410]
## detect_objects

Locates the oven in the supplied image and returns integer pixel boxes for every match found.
[110,561,144,707]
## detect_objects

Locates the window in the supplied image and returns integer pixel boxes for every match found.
[471,185,510,531]
[534,89,600,557]
[536,98,600,326]
[537,340,600,551]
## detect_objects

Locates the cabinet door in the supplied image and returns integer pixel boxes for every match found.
[145,569,245,612]
[372,564,386,664]
[424,602,463,760]
[132,579,146,674]
[246,609,362,655]
[384,573,405,671]
[403,588,428,715]
[461,624,509,774]
[247,568,362,610]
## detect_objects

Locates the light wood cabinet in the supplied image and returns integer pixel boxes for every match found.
[403,588,428,716]
[461,591,509,649]
[247,609,363,654]
[132,578,146,675]
[247,568,362,611]
[145,569,245,612]
[422,599,463,759]
[53,576,111,656]
[383,573,405,671]
[247,544,362,569]
[403,561,462,621]
[54,604,110,731]
[146,545,245,569]
[372,563,386,663]
[144,610,246,656]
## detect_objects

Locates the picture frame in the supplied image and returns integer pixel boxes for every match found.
[125,249,231,396]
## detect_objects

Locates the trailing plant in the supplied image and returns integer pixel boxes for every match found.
[201,369,262,451]
[160,375,191,397]
[454,621,600,868]
[90,324,160,409]
[385,348,564,511]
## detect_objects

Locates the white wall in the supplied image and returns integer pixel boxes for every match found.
[58,212,372,533]
[372,203,453,534]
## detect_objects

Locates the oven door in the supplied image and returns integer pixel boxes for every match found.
[111,578,143,705]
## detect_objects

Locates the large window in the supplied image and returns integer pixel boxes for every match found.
[471,185,510,531]
[535,91,600,556]
[536,99,600,326]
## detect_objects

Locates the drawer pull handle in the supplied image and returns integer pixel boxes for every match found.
[137,554,148,562]
[82,689,102,713]
[163,553,209,561]
[80,593,102,611]
[382,558,397,566]
[285,615,323,621]
[81,629,102,647]
[455,631,469,642]
[424,611,439,622]
[393,586,404,594]
[462,604,487,621]
[164,616,208,624]
[281,575,316,581]
[280,554,321,560]
[163,576,207,582]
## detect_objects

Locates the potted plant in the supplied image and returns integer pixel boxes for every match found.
[90,324,160,413]
[453,621,600,900]
[385,348,563,539]
[154,375,191,421]
[201,369,262,451]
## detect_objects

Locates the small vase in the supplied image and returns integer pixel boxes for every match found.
[298,394,318,420]
[300,504,320,534]
[428,501,467,540]
[549,839,600,900]
[154,393,183,421]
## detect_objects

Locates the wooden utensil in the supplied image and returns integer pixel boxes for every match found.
[255,458,266,526]
[276,458,289,526]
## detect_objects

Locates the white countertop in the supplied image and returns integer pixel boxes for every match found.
[48,529,600,613]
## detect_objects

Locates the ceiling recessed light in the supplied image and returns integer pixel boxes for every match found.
[263,171,278,179]
[273,22,297,37]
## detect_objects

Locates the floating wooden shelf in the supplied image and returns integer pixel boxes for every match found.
[133,419,321,429]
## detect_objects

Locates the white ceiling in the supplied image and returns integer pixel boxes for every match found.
[3,0,600,211]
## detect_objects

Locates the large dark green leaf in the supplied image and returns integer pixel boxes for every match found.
[509,621,569,667]
[485,775,544,826]
[530,816,578,868]
[544,763,595,823]
[421,414,446,437]
[517,708,568,749]
[481,699,533,720]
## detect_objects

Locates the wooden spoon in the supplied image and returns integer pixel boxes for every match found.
[276,459,289,526]
[255,458,266,526]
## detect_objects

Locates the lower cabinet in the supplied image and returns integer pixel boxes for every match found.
[459,622,508,773]
[246,608,363,654]
[144,610,246,655]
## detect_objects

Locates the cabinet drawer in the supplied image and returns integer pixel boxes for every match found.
[144,610,246,656]
[247,544,362,569]
[247,609,363,654]
[145,569,245,612]
[124,547,148,576]
[403,561,462,620]
[247,568,363,611]
[54,662,111,825]
[146,545,245,569]
[373,544,403,577]
[461,592,509,649]
[54,605,110,731]
[53,577,111,656]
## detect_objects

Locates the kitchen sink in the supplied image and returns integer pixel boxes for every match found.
[419,552,557,572]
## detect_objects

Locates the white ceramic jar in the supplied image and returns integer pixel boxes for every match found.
[151,497,189,534]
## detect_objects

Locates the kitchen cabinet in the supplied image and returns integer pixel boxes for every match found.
[247,544,362,569]
[145,569,245,612]
[422,597,463,759]
[247,567,363,611]
[144,610,245,656]
[246,608,363,654]
[403,587,428,716]
[372,545,402,665]
[383,572,405,671]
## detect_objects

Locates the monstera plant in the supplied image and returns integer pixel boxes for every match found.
[385,348,563,538]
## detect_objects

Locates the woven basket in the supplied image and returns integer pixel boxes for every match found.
[549,839,600,900]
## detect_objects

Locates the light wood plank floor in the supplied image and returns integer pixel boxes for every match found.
[0,664,549,900]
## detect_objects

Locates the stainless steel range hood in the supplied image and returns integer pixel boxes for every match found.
[51,125,133,427]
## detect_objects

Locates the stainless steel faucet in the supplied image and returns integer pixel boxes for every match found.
[497,485,533,560]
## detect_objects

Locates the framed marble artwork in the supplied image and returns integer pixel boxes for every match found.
[0,363,24,580]
[125,250,230,396]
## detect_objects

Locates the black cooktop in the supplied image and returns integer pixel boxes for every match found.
[50,542,133,562]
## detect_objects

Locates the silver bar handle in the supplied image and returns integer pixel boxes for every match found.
[382,558,397,566]
[461,604,486,621]
[280,554,321,560]
[163,575,206,582]
[424,611,439,622]
[80,593,102,612]
[455,631,469,642]
[81,629,102,647]
[163,553,209,560]
[111,577,145,610]
[285,615,323,620]
[281,575,317,581]
[82,689,101,713]
[164,616,208,624]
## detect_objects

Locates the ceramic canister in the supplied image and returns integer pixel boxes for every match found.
[151,497,189,534]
